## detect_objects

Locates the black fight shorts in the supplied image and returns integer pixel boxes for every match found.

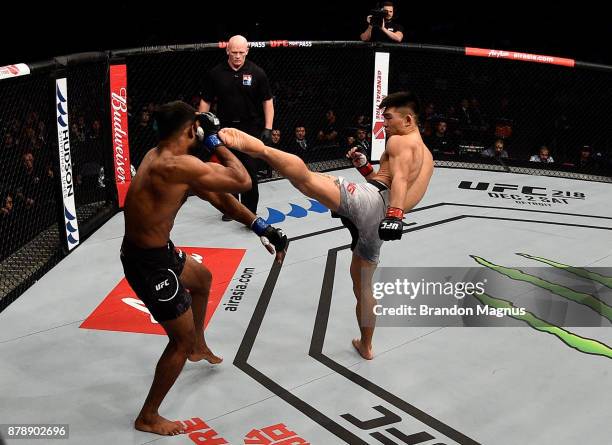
[120,238,191,322]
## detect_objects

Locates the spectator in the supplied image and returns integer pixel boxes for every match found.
[256,128,281,179]
[71,122,85,143]
[570,145,597,172]
[1,192,14,218]
[469,97,487,130]
[529,146,554,163]
[360,1,404,43]
[482,139,509,159]
[2,132,20,170]
[426,120,453,154]
[419,102,438,137]
[317,109,339,144]
[290,125,310,155]
[0,191,16,258]
[24,126,43,151]
[490,96,513,142]
[355,114,370,129]
[456,98,472,128]
[355,127,371,153]
[132,108,157,167]
[89,119,103,141]
[15,151,40,209]
[77,116,87,142]
[345,134,357,150]
[270,129,281,148]
[199,34,274,219]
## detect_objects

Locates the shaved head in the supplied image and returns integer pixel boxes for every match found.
[226,35,249,69]
[228,35,248,52]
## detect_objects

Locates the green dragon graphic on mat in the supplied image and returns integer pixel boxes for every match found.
[470,253,612,359]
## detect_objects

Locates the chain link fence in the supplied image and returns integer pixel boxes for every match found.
[0,69,63,310]
[120,42,612,181]
[63,60,116,232]
[1,41,611,312]
[0,55,116,312]
[123,44,373,176]
[389,46,612,179]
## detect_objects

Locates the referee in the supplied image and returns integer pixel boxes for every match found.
[199,35,274,219]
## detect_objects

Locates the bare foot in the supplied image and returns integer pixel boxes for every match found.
[188,346,223,364]
[134,413,185,436]
[218,128,266,157]
[352,338,374,360]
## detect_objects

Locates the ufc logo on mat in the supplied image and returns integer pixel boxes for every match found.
[341,405,442,444]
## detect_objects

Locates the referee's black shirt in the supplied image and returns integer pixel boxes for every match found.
[201,59,272,128]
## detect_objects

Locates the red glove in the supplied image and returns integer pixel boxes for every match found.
[347,147,373,177]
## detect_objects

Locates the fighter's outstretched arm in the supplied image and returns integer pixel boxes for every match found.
[195,189,287,262]
[163,152,251,194]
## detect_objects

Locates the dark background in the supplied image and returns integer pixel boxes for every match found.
[2,1,611,66]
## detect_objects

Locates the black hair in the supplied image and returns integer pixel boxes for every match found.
[152,101,196,140]
[382,1,394,7]
[379,91,421,116]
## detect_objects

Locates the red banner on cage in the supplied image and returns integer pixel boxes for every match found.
[465,47,575,67]
[109,64,132,207]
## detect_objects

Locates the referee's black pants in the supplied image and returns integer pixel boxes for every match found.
[231,121,260,214]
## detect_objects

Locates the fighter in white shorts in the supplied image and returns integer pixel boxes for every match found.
[219,92,434,359]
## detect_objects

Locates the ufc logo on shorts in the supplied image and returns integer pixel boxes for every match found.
[381,221,400,230]
[155,279,170,291]
[347,183,357,195]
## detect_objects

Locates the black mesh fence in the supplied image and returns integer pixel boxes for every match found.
[64,60,116,235]
[389,46,612,178]
[0,70,63,311]
[0,56,117,312]
[123,44,375,176]
[2,41,612,312]
[121,42,612,181]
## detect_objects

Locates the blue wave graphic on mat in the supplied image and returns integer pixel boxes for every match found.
[263,199,329,224]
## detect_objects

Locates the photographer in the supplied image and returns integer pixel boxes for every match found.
[360,1,404,43]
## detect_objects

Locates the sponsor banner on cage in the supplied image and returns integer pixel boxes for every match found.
[371,52,389,161]
[0,63,30,80]
[465,47,575,67]
[218,40,313,49]
[109,64,131,207]
[55,78,80,251]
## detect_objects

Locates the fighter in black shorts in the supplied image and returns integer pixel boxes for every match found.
[120,239,191,322]
[121,101,286,436]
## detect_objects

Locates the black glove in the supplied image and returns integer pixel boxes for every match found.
[378,206,404,241]
[195,112,223,154]
[260,128,273,145]
[251,217,288,253]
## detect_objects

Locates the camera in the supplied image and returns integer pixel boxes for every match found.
[369,8,387,27]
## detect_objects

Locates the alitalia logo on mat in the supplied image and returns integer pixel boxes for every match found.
[471,253,612,359]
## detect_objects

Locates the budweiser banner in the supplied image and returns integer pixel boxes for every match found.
[109,64,131,207]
